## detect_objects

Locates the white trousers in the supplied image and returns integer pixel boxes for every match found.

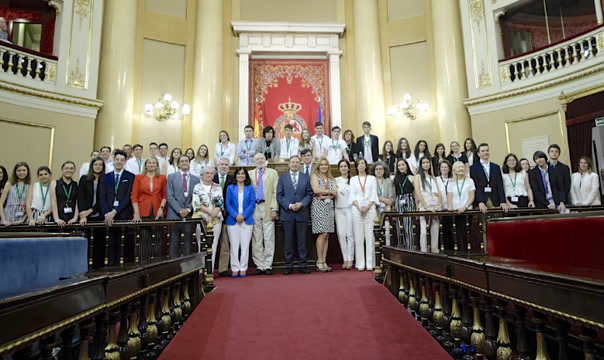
[251,203,276,270]
[210,221,223,271]
[419,216,439,253]
[227,222,253,273]
[351,206,376,269]
[335,207,355,262]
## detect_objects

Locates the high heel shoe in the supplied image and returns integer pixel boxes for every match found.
[324,263,332,272]
[316,261,328,273]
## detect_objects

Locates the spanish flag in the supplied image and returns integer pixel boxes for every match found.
[254,101,261,138]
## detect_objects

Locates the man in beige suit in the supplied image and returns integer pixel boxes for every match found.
[249,153,279,275]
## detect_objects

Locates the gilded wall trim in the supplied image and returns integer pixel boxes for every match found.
[0,81,103,109]
[66,0,94,89]
[0,118,55,168]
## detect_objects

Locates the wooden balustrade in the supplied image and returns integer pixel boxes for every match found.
[0,43,57,83]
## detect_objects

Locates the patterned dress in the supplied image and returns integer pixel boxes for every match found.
[311,176,335,234]
[192,182,224,224]
[3,183,28,223]
[394,175,415,249]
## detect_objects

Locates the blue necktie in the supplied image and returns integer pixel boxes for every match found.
[292,173,298,191]
[115,173,119,185]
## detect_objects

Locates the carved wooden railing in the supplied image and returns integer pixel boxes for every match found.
[0,42,58,84]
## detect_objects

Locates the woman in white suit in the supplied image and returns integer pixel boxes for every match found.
[570,156,601,206]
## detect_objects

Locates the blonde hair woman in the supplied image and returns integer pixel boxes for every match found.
[447,161,476,251]
[570,156,601,206]
[310,157,337,272]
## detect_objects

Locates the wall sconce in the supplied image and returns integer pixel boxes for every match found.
[387,94,429,120]
[144,94,190,121]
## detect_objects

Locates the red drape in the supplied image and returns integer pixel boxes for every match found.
[565,91,604,172]
[249,59,330,140]
[0,7,56,55]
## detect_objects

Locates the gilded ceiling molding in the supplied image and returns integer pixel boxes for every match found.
[0,80,103,109]
[470,0,485,29]
[74,0,90,31]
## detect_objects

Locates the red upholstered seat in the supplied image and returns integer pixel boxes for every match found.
[487,215,604,272]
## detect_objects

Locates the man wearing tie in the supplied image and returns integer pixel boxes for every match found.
[213,157,236,276]
[300,149,314,176]
[100,150,135,265]
[469,143,510,214]
[249,153,279,275]
[277,156,314,275]
[166,155,200,258]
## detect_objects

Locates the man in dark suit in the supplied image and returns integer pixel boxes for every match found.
[356,121,379,164]
[213,156,235,277]
[548,144,571,203]
[166,155,200,258]
[100,149,135,265]
[469,143,510,214]
[300,148,315,176]
[529,150,567,212]
[277,155,314,274]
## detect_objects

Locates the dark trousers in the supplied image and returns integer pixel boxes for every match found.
[441,216,454,251]
[282,220,308,269]
[169,222,193,259]
[455,215,469,251]
[107,227,122,266]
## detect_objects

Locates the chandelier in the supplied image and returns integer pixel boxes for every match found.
[387,94,429,120]
[144,94,190,121]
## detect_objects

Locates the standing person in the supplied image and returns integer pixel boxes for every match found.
[166,155,200,258]
[464,138,480,167]
[225,167,256,277]
[100,150,134,264]
[470,143,509,214]
[190,144,214,179]
[349,158,378,271]
[327,126,349,165]
[299,128,314,155]
[396,137,417,174]
[237,125,258,166]
[335,159,355,270]
[548,144,571,203]
[255,126,280,162]
[149,142,159,161]
[529,151,567,212]
[432,143,447,177]
[373,161,394,247]
[415,157,442,253]
[213,157,236,276]
[185,148,196,161]
[78,157,105,225]
[570,156,601,206]
[300,148,315,176]
[100,146,115,173]
[0,162,31,226]
[356,121,379,164]
[79,150,100,178]
[166,148,182,176]
[310,157,337,272]
[51,161,79,227]
[276,156,314,275]
[0,165,8,202]
[249,153,279,275]
[520,158,531,172]
[125,144,145,175]
[279,124,299,161]
[447,141,469,166]
[343,129,361,162]
[379,141,397,175]
[447,161,475,251]
[157,143,170,174]
[502,154,534,208]
[311,122,330,160]
[414,140,431,172]
[436,160,453,250]
[192,166,224,271]
[26,166,52,226]
[393,159,416,249]
[123,144,133,160]
[215,130,237,165]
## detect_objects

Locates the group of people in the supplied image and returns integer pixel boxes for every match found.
[1,120,601,273]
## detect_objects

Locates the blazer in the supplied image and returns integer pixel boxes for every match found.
[213,173,236,200]
[78,176,102,218]
[255,138,281,159]
[131,174,167,217]
[276,172,314,222]
[356,134,380,162]
[528,166,565,208]
[224,184,256,225]
[166,172,200,220]
[469,161,506,207]
[376,177,395,216]
[570,172,601,206]
[431,157,447,177]
[447,153,469,165]
[100,170,135,220]
[249,167,279,217]
[346,142,362,161]
[550,161,571,200]
[379,153,397,174]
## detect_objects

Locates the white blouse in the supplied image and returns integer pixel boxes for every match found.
[447,178,476,210]
[31,182,51,211]
[436,176,452,210]
[570,172,601,206]
[348,175,380,207]
[190,159,214,178]
[502,170,528,198]
[335,176,351,209]
[214,142,237,165]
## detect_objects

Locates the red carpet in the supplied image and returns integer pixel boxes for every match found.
[159,270,452,360]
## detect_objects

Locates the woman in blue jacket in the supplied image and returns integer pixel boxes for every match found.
[226,167,256,277]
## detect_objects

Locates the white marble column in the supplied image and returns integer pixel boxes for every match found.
[352,0,386,138]
[595,0,603,25]
[237,51,250,140]
[191,0,224,148]
[329,52,342,128]
[431,0,472,145]
[95,0,137,149]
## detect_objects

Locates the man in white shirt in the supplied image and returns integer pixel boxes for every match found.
[311,122,329,160]
[327,126,349,164]
[279,124,300,161]
[237,125,258,166]
[125,144,145,175]
[100,146,114,174]
[157,143,170,174]
[300,149,314,176]
[79,150,100,178]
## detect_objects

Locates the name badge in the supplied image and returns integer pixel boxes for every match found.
[64,206,73,214]
[380,202,386,208]
[511,196,519,203]
[184,192,189,198]
[428,199,438,206]
[113,200,119,207]
[484,187,492,193]
[399,198,407,206]
[359,200,369,208]
[324,199,331,204]
[15,211,24,217]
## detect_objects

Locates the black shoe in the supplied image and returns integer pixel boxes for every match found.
[283,268,293,275]
[300,267,311,274]
[219,271,229,277]
[253,269,264,276]
[264,269,273,275]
